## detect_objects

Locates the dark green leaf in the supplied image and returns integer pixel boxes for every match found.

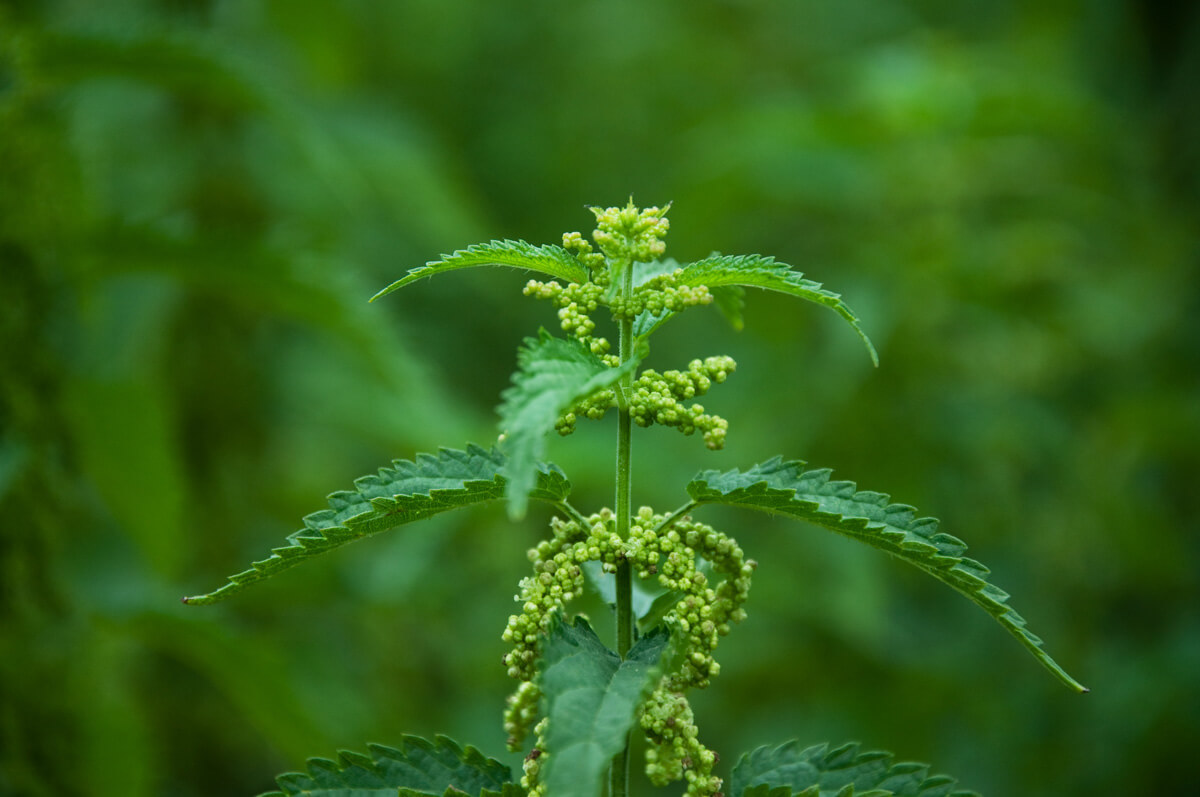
[731,740,979,797]
[498,330,641,519]
[676,254,878,365]
[371,240,588,301]
[687,459,1088,692]
[260,734,517,796]
[539,617,671,797]
[184,446,570,604]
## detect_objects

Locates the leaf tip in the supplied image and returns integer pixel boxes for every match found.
[369,279,405,303]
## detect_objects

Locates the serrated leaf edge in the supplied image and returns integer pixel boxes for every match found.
[731,740,980,797]
[676,254,878,365]
[259,734,515,797]
[184,445,571,605]
[687,458,1087,693]
[371,239,588,301]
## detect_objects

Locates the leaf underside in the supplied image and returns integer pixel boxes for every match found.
[731,740,979,797]
[687,458,1088,693]
[498,330,641,519]
[539,616,671,797]
[262,734,519,797]
[183,445,570,605]
[675,254,878,365]
[370,239,588,301]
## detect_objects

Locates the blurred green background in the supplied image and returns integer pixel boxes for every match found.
[2,1,1198,794]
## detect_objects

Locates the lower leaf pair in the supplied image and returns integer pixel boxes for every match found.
[264,619,977,796]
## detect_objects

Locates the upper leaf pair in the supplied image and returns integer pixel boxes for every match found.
[371,237,878,365]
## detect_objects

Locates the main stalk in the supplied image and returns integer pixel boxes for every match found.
[610,257,636,797]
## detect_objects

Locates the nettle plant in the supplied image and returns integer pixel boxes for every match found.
[186,202,1087,797]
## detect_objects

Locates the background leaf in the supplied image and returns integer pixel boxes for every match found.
[539,617,671,797]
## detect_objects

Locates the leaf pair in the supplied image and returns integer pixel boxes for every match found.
[370,238,878,363]
[185,446,1087,694]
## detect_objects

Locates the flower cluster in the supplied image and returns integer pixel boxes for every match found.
[562,230,606,280]
[550,354,737,447]
[520,718,550,797]
[523,275,737,447]
[502,507,754,797]
[641,688,719,796]
[500,513,594,747]
[591,200,671,263]
[522,278,613,359]
[631,512,755,796]
[608,270,714,321]
[629,356,736,450]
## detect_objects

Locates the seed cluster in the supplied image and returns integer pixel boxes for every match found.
[503,507,754,797]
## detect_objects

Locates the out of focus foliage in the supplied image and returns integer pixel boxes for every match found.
[1,1,1197,795]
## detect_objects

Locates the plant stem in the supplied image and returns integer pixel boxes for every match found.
[610,258,636,797]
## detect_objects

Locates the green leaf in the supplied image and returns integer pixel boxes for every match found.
[261,734,518,796]
[675,254,878,365]
[539,616,671,797]
[498,330,642,519]
[370,240,589,301]
[731,740,979,797]
[687,459,1088,693]
[183,445,570,605]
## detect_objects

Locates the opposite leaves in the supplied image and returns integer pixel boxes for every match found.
[686,458,1088,693]
[498,330,642,519]
[538,616,671,797]
[183,446,570,605]
[264,734,519,797]
[730,740,978,797]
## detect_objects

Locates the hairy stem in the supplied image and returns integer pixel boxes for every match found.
[610,257,636,797]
